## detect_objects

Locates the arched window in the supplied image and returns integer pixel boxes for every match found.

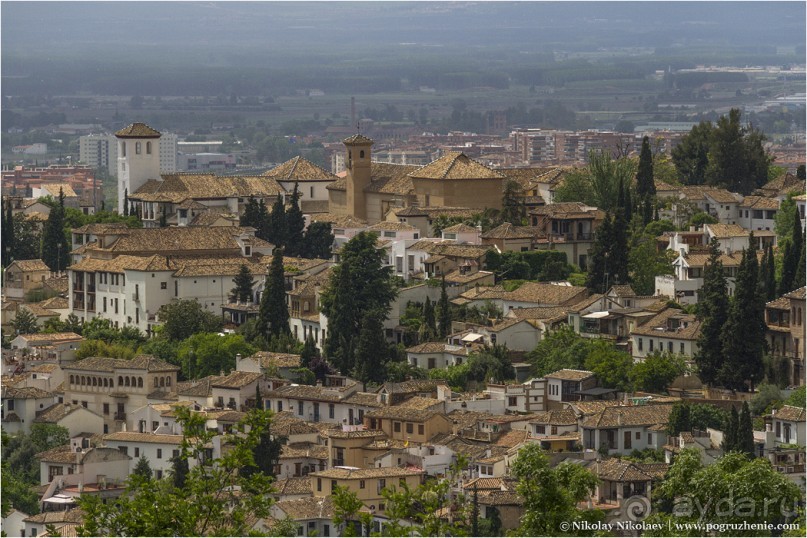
[69,375,75,384]
[159,377,165,388]
[360,150,365,158]
[109,378,114,388]
[92,377,97,386]
[119,376,124,386]
[135,142,142,154]
[146,141,152,154]
[103,378,108,387]
[124,377,130,387]
[166,377,171,387]
[81,376,86,386]
[121,142,126,157]
[137,377,143,388]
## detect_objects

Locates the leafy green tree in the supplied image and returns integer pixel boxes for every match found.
[689,403,727,431]
[720,239,766,391]
[256,248,290,340]
[300,221,334,259]
[779,210,803,295]
[11,306,39,335]
[785,385,806,408]
[501,179,526,225]
[268,195,286,248]
[75,339,136,361]
[694,239,729,386]
[157,299,223,342]
[284,183,305,256]
[78,408,278,537]
[667,402,692,436]
[630,352,687,393]
[41,188,69,271]
[331,485,368,537]
[1,457,39,516]
[629,229,674,296]
[511,443,602,536]
[133,456,153,479]
[648,449,802,536]
[11,212,42,261]
[320,232,397,373]
[555,151,637,212]
[583,341,633,391]
[775,194,798,244]
[177,333,256,379]
[241,420,284,480]
[467,344,515,384]
[527,325,593,376]
[229,264,256,304]
[2,424,69,487]
[750,383,783,417]
[704,109,770,194]
[672,121,713,185]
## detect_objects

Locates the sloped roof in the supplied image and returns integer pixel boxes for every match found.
[631,308,701,340]
[740,196,780,210]
[115,122,161,138]
[248,351,301,369]
[582,403,674,429]
[66,355,179,373]
[272,476,313,496]
[8,259,50,272]
[481,223,537,240]
[505,282,589,305]
[263,156,338,181]
[343,134,374,145]
[442,223,480,234]
[706,223,749,238]
[545,369,595,381]
[131,173,285,203]
[408,152,505,181]
[773,405,806,422]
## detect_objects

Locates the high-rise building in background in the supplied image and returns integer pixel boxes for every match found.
[79,134,117,176]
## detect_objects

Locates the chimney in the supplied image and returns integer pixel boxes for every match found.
[236,353,242,363]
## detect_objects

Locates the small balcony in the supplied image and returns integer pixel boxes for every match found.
[114,412,126,421]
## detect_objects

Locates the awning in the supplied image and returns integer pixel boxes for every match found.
[461,333,484,343]
[582,311,610,319]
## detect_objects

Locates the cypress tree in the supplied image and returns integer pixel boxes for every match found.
[133,456,153,479]
[636,136,655,226]
[239,196,259,228]
[268,195,286,248]
[723,406,739,452]
[123,189,129,217]
[284,183,305,256]
[795,241,806,291]
[2,200,14,268]
[422,296,437,341]
[611,209,630,285]
[255,385,262,410]
[438,275,451,339]
[230,264,256,303]
[256,199,271,241]
[353,308,388,386]
[586,213,613,293]
[760,245,777,302]
[720,237,765,391]
[42,188,68,271]
[695,239,729,386]
[301,334,319,369]
[737,401,755,458]
[160,205,167,227]
[797,164,806,181]
[256,248,290,339]
[779,212,803,295]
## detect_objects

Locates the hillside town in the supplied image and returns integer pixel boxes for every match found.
[1,115,805,537]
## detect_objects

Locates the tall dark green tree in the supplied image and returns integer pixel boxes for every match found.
[301,222,334,259]
[737,401,755,458]
[422,296,437,341]
[704,109,769,194]
[779,211,803,295]
[123,189,129,217]
[760,245,777,302]
[41,188,69,271]
[610,209,630,285]
[438,276,451,339]
[320,232,397,373]
[586,212,613,293]
[229,264,256,303]
[284,183,305,256]
[636,135,655,225]
[501,179,526,225]
[720,238,765,391]
[2,200,14,268]
[239,196,260,228]
[300,334,319,369]
[256,248,290,339]
[353,308,389,386]
[672,121,713,186]
[268,195,286,248]
[695,239,729,386]
[667,402,691,436]
[722,406,739,452]
[797,164,806,181]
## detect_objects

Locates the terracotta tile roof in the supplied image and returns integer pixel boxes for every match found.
[310,467,423,479]
[274,496,336,520]
[9,259,50,272]
[631,308,701,340]
[706,223,749,238]
[270,411,321,436]
[2,385,54,399]
[35,444,77,463]
[266,382,358,403]
[15,332,82,344]
[280,443,329,460]
[582,403,674,429]
[545,369,595,381]
[784,287,806,300]
[365,405,443,422]
[131,173,284,203]
[597,458,668,482]
[740,196,780,210]
[29,363,60,373]
[759,172,802,193]
[425,242,490,259]
[272,476,313,496]
[211,371,263,389]
[463,477,514,491]
[531,202,600,219]
[342,392,384,407]
[442,269,494,285]
[481,223,537,240]
[396,396,443,411]
[23,508,84,525]
[442,223,480,233]
[38,296,69,310]
[367,221,419,232]
[378,379,437,395]
[364,162,419,194]
[263,156,338,181]
[33,403,88,423]
[394,206,478,219]
[44,275,69,294]
[248,351,302,369]
[19,303,59,318]
[104,431,184,444]
[507,306,570,321]
[66,355,179,373]
[408,152,505,181]
[176,376,223,397]
[40,183,78,198]
[323,428,386,439]
[681,250,749,268]
[115,122,161,138]
[406,342,471,355]
[505,282,589,305]
[501,167,553,189]
[310,213,368,227]
[773,405,806,422]
[609,285,636,297]
[528,409,578,426]
[343,134,374,145]
[477,489,524,506]
[495,429,530,448]
[766,296,791,310]
[703,189,742,204]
